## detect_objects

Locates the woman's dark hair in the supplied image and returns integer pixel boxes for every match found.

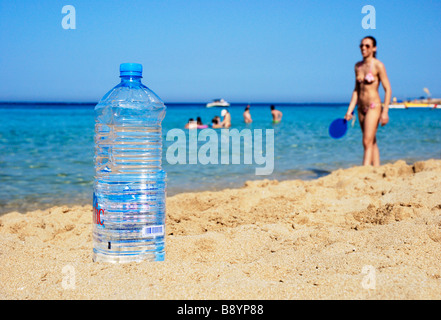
[362,36,377,58]
[197,116,202,125]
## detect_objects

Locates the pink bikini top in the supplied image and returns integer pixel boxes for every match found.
[357,61,375,83]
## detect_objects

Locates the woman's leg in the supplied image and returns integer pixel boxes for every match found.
[361,108,381,166]
[372,136,380,166]
[358,110,367,163]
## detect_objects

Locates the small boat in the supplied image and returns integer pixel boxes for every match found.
[389,102,439,109]
[404,102,438,108]
[389,95,440,109]
[206,99,230,108]
[389,104,406,109]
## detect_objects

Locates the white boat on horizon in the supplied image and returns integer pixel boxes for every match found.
[389,102,439,109]
[206,98,230,108]
[389,91,440,109]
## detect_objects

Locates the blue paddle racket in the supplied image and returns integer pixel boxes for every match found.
[329,112,354,139]
[329,118,348,139]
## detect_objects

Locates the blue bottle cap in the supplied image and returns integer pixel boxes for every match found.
[120,63,143,77]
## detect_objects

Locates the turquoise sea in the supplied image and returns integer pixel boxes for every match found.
[1,103,440,214]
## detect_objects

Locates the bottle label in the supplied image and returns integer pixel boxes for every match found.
[142,225,164,237]
[93,192,105,227]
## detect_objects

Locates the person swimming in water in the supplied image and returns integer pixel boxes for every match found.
[195,116,208,128]
[220,109,231,128]
[211,117,223,128]
[270,105,282,123]
[344,36,391,167]
[185,118,197,129]
[243,105,252,123]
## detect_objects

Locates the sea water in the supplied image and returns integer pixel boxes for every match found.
[0,103,440,214]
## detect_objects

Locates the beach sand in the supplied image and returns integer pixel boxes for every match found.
[1,159,441,300]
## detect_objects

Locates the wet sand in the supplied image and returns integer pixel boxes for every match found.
[1,159,441,299]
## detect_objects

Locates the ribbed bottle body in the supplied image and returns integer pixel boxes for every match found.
[93,74,166,263]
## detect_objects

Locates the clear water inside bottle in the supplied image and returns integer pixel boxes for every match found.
[93,65,166,263]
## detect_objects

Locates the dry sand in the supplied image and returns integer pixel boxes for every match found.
[1,159,441,300]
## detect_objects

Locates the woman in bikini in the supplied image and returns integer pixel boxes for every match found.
[344,36,392,167]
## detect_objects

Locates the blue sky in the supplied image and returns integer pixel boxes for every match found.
[0,0,440,103]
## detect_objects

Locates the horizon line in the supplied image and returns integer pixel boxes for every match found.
[0,101,349,106]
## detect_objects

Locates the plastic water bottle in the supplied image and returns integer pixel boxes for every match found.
[93,63,166,263]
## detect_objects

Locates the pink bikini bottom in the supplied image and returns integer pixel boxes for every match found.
[362,102,378,113]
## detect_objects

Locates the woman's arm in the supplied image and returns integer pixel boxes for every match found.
[378,62,391,126]
[345,73,359,121]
